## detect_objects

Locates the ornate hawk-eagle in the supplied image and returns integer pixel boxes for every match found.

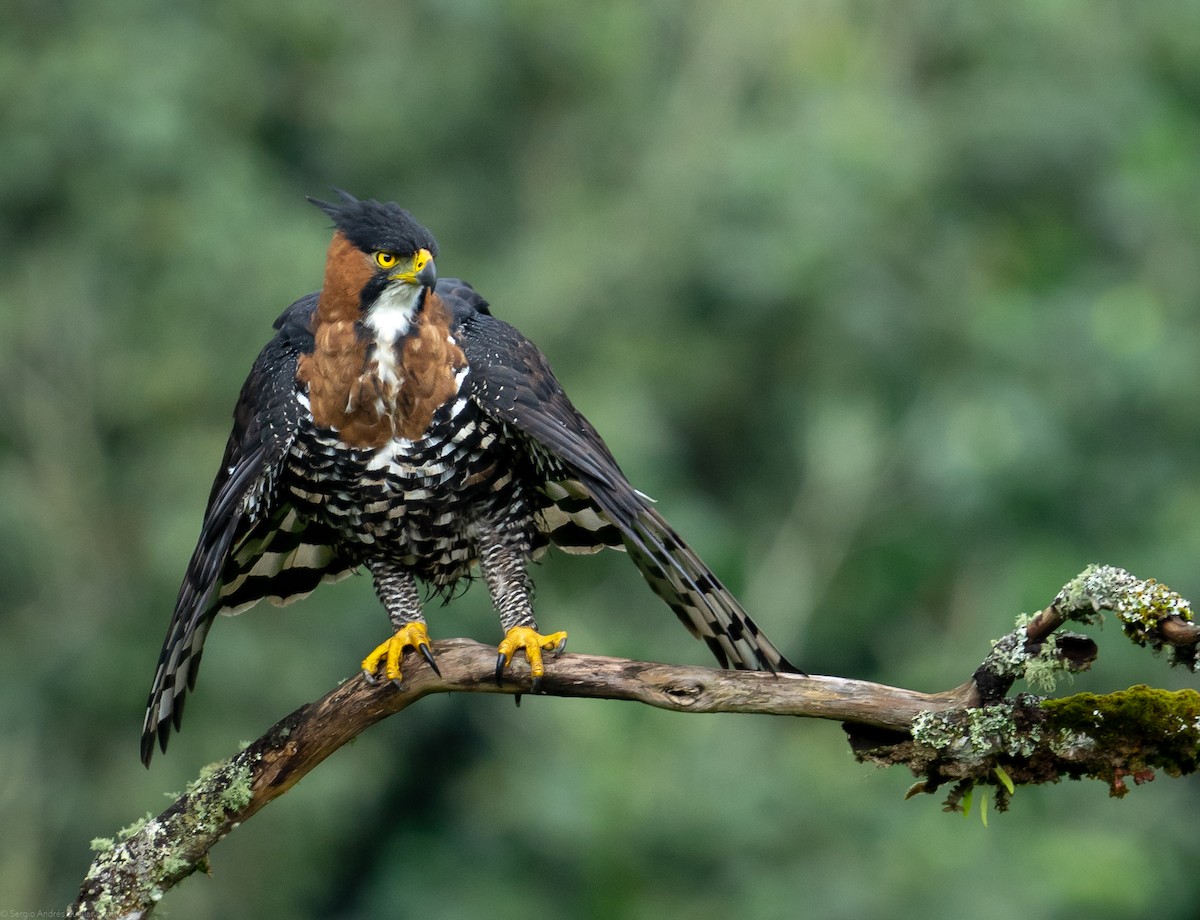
[141,191,796,765]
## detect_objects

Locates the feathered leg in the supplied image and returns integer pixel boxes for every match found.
[479,533,566,691]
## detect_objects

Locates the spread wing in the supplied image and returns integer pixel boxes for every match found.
[440,279,797,674]
[140,293,352,765]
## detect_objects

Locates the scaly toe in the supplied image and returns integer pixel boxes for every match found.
[495,626,569,691]
[360,622,436,684]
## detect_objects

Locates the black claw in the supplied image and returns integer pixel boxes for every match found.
[531,675,543,694]
[419,643,441,677]
[555,637,567,658]
[495,653,507,686]
[513,693,522,708]
[362,668,378,686]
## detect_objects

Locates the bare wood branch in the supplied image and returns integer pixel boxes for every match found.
[69,638,974,919]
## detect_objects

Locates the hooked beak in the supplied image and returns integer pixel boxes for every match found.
[401,247,437,290]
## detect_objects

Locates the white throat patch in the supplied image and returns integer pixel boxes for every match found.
[359,283,424,411]
[367,282,423,343]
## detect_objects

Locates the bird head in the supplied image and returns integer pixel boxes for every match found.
[308,189,439,332]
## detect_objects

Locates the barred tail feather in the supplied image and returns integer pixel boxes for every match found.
[624,506,797,674]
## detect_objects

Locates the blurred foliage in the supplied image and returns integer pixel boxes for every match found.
[4,0,1200,916]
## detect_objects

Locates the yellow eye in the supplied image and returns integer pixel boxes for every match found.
[374,251,399,269]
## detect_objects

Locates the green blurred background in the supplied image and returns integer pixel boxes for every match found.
[5,1,1200,916]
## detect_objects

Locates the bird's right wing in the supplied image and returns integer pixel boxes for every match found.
[140,293,351,765]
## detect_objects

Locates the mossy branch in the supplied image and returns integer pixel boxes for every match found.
[854,564,1200,812]
[69,565,1200,919]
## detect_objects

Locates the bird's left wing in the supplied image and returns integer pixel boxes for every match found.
[440,280,797,674]
[141,293,350,765]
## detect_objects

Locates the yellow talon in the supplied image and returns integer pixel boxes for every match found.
[495,626,568,690]
[361,622,438,683]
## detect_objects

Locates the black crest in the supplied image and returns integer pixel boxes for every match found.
[308,189,438,258]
